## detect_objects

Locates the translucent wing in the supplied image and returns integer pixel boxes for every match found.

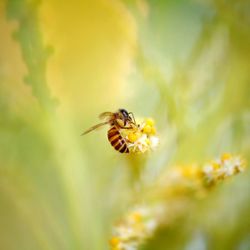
[81,121,109,135]
[99,112,114,120]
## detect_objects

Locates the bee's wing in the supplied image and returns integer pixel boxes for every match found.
[81,121,109,135]
[99,112,114,120]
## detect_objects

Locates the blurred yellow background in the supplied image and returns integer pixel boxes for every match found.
[0,0,249,249]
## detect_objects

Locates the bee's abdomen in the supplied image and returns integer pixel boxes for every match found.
[108,126,129,153]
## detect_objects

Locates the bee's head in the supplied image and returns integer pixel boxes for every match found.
[118,108,133,124]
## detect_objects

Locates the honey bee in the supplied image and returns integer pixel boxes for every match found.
[82,109,137,153]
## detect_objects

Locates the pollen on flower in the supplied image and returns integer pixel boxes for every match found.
[127,131,141,143]
[211,161,220,170]
[150,127,156,135]
[109,237,120,247]
[221,153,232,161]
[123,117,159,153]
[142,124,152,134]
[145,118,155,126]
[130,212,142,223]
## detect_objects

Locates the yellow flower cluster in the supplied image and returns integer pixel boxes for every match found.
[109,154,246,250]
[122,118,159,153]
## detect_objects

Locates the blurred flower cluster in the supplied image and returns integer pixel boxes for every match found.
[109,154,246,250]
[202,153,246,186]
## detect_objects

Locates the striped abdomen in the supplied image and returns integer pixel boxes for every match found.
[107,126,129,153]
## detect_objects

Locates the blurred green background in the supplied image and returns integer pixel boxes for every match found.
[0,0,249,249]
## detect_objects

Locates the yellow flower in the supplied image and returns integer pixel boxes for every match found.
[124,118,159,153]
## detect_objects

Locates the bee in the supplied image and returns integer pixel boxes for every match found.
[82,109,137,153]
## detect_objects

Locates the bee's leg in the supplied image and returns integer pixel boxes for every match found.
[121,124,136,130]
[128,112,136,125]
